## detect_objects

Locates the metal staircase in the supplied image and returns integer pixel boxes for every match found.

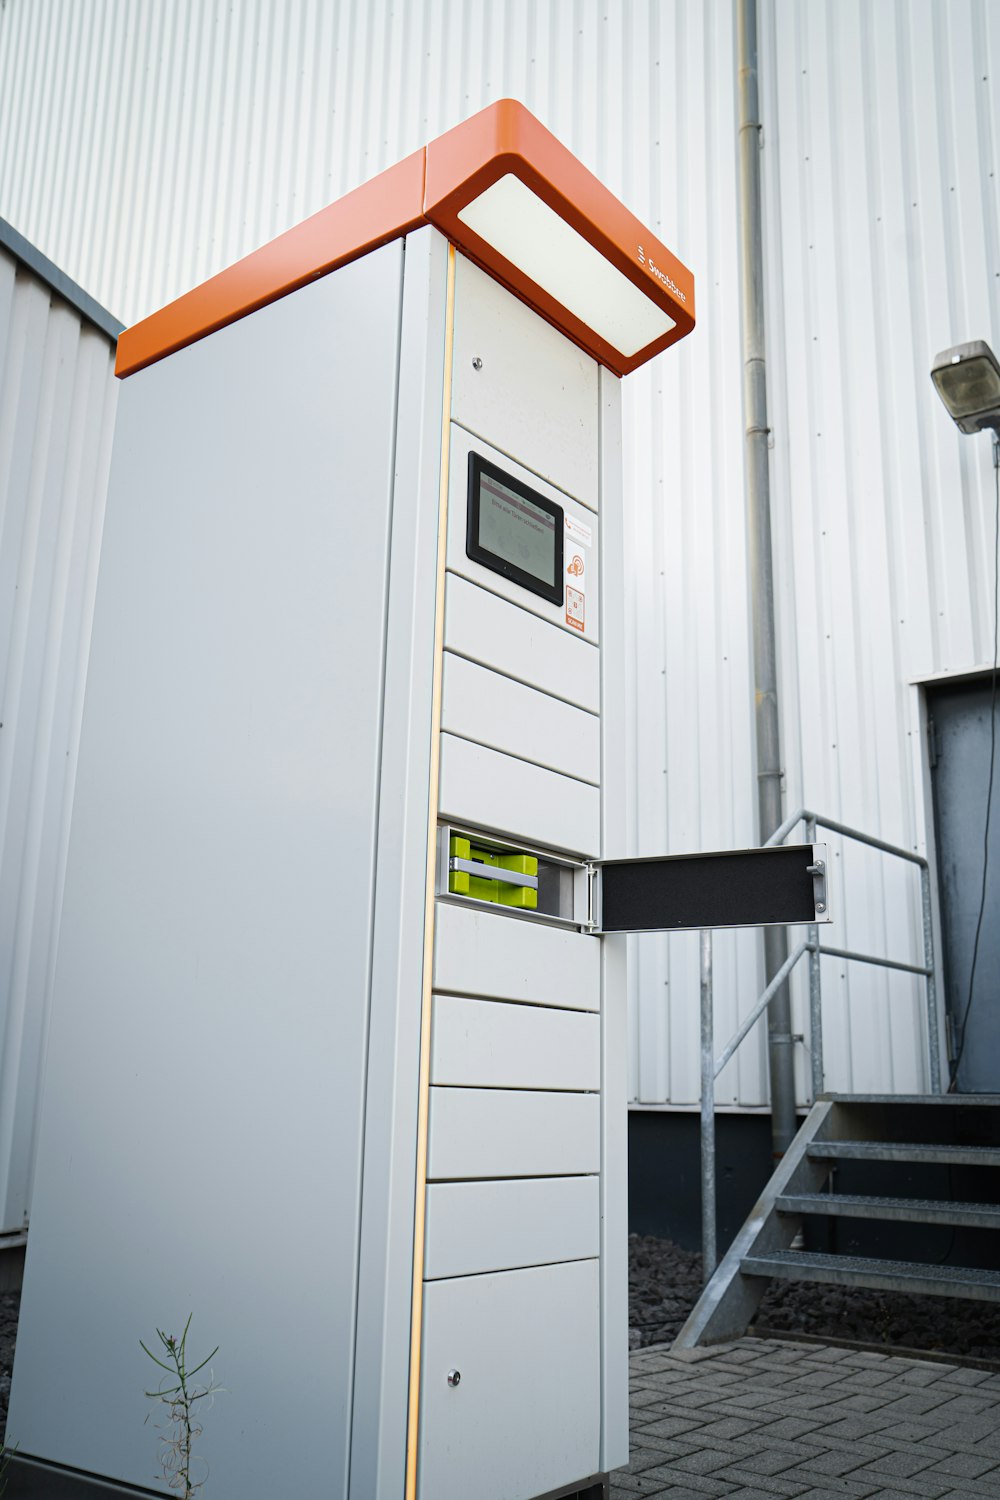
[675,1094,1000,1347]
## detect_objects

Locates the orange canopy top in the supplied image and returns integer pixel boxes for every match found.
[116,99,695,381]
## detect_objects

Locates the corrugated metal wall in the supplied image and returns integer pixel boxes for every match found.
[0,241,118,1232]
[0,0,997,1118]
[756,0,1000,1106]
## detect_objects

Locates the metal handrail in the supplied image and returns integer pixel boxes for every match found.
[699,809,941,1279]
[765,806,929,865]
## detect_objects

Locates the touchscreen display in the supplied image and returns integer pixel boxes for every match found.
[466,454,564,606]
[478,472,556,586]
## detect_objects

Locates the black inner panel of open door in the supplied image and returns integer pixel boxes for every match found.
[600,844,816,932]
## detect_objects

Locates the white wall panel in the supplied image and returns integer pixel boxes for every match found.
[618,1,762,1110]
[758,0,1000,1105]
[0,243,118,1231]
[1,1,996,1112]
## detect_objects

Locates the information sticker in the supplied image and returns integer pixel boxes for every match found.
[566,585,586,632]
[564,512,588,630]
[565,512,593,549]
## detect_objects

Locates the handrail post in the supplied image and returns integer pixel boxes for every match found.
[698,809,939,1276]
[920,864,942,1093]
[806,814,823,1100]
[700,929,717,1281]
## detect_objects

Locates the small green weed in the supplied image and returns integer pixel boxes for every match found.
[141,1314,220,1497]
[0,1439,15,1497]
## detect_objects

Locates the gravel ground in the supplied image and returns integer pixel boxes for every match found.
[0,1292,19,1439]
[628,1232,1000,1361]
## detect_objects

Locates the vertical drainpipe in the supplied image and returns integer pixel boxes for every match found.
[737,0,797,1156]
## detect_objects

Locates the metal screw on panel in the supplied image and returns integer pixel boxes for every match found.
[447,1369,462,1387]
[471,357,483,370]
[816,902,826,914]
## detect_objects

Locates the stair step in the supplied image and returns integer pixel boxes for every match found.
[776,1192,1000,1228]
[823,1093,1000,1106]
[741,1250,1000,1301]
[808,1140,1000,1167]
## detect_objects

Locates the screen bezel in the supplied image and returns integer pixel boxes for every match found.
[466,452,565,606]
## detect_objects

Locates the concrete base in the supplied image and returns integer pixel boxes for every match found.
[536,1478,608,1500]
[0,1238,25,1294]
[8,1455,608,1499]
[7,1454,162,1498]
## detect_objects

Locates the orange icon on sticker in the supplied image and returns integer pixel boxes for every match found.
[567,554,584,576]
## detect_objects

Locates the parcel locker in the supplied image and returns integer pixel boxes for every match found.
[9,101,695,1500]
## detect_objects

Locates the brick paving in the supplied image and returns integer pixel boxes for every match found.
[612,1338,1000,1499]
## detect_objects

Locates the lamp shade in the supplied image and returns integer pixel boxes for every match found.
[931,340,1000,435]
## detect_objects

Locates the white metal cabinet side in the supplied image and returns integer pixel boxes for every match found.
[417,1260,601,1500]
[349,228,450,1500]
[8,246,405,1497]
[444,574,600,713]
[451,254,599,512]
[423,1177,600,1279]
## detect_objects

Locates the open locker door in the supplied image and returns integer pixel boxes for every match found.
[591,843,830,933]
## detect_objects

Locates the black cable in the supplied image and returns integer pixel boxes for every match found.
[948,438,1000,1092]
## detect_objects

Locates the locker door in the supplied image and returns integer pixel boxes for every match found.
[418,1260,600,1500]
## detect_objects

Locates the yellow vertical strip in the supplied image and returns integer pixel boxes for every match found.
[404,242,456,1500]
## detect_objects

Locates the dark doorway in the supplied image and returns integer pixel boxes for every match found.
[928,677,1000,1092]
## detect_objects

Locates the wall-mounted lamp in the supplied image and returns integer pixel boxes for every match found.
[930,339,1000,437]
